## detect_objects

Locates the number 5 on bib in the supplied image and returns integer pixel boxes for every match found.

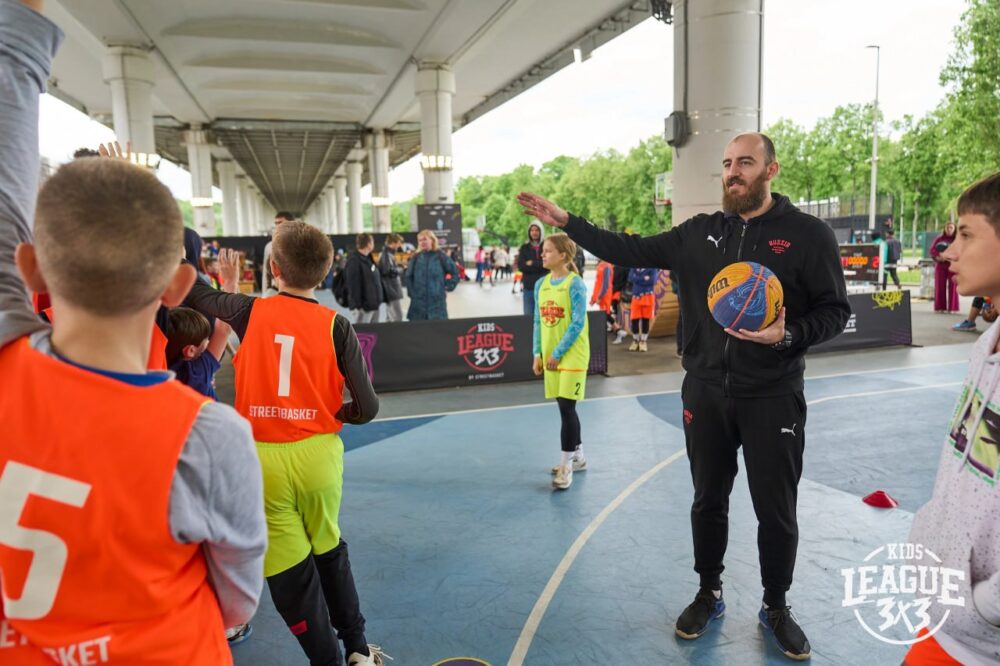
[0,461,91,620]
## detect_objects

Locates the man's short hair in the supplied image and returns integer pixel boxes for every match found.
[34,159,184,316]
[885,229,895,237]
[271,221,334,289]
[957,171,1000,236]
[72,148,100,159]
[731,132,777,165]
[355,232,373,249]
[385,233,404,246]
[274,211,295,222]
[166,307,211,363]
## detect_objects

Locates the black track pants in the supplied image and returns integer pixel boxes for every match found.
[681,375,806,605]
[267,539,367,665]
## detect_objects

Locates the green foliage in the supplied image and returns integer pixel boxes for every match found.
[453,138,672,243]
[448,1,994,240]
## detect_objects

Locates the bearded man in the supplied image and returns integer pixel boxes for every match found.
[517,133,850,661]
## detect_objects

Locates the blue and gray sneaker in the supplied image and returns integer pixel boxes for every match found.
[675,588,725,639]
[953,320,978,332]
[759,605,811,660]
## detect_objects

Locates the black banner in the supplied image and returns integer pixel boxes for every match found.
[354,312,608,392]
[811,291,912,353]
[839,243,882,283]
[416,204,463,258]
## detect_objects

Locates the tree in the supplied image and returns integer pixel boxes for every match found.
[939,0,1000,182]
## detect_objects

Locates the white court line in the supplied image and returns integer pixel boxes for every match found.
[375,360,966,423]
[506,448,688,666]
[505,380,964,666]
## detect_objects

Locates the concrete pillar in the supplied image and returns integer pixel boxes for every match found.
[416,64,455,203]
[346,159,364,233]
[235,174,248,236]
[366,130,392,232]
[316,194,330,230]
[672,0,763,222]
[334,174,348,235]
[184,127,215,236]
[101,45,156,154]
[324,185,338,234]
[237,179,252,236]
[217,160,238,236]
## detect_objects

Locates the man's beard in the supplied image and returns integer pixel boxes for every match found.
[722,172,768,215]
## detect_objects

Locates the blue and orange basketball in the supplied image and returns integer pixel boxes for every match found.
[707,261,783,331]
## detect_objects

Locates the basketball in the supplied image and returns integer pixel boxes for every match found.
[707,261,784,331]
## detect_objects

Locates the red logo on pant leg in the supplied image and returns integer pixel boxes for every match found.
[289,620,308,636]
[683,409,693,425]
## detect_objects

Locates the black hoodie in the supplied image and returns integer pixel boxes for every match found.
[564,193,850,397]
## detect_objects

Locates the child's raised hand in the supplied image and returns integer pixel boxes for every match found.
[218,248,240,291]
[97,141,133,161]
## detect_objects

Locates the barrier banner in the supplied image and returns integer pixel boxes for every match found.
[355,311,608,392]
[811,291,912,353]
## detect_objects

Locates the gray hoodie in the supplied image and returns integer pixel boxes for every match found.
[908,320,1000,663]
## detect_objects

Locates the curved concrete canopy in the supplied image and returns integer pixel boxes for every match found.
[44,0,656,211]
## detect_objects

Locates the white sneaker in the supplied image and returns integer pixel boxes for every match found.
[639,341,648,352]
[552,464,573,490]
[347,645,391,666]
[628,340,639,351]
[551,455,587,474]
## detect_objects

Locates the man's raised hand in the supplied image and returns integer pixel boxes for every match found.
[516,192,569,229]
[97,141,133,161]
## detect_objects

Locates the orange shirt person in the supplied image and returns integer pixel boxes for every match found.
[185,230,384,665]
[0,4,266,662]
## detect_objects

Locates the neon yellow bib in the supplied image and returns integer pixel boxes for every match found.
[538,273,590,400]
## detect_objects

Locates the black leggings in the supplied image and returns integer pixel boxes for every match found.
[556,397,581,453]
[631,317,650,335]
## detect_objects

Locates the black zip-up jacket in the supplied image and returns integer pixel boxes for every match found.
[565,193,850,397]
[345,251,384,312]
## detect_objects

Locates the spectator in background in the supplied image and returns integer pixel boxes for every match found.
[345,232,383,324]
[953,296,996,332]
[492,245,510,281]
[518,220,548,315]
[883,229,902,290]
[406,230,459,320]
[610,264,630,344]
[262,211,295,294]
[475,246,486,285]
[590,258,615,332]
[931,222,960,313]
[627,267,658,352]
[379,233,405,322]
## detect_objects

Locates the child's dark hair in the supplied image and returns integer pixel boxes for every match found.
[957,171,1000,237]
[166,307,211,364]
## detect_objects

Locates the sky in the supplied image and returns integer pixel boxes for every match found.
[38,0,967,206]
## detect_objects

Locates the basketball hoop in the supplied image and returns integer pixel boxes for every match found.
[654,197,672,216]
[654,172,673,217]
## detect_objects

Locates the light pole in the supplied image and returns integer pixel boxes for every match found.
[866,44,880,233]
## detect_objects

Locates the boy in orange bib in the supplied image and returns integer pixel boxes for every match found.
[0,2,267,663]
[186,231,384,666]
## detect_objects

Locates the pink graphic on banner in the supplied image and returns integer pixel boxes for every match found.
[356,331,378,382]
